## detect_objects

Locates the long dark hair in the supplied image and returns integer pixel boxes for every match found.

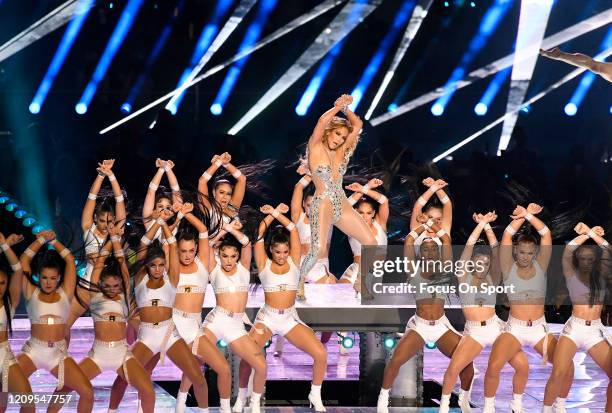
[75,257,131,315]
[0,266,13,337]
[571,244,603,307]
[266,226,290,259]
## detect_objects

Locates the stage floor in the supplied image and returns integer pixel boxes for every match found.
[2,318,608,412]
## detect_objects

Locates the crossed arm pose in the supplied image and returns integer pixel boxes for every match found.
[543,223,611,413]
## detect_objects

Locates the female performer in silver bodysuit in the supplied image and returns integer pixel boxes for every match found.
[297,94,377,300]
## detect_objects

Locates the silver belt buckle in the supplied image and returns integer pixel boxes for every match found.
[527,320,533,327]
[47,341,54,348]
[428,320,436,326]
[585,320,592,326]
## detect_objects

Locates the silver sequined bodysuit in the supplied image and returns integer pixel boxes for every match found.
[299,144,355,289]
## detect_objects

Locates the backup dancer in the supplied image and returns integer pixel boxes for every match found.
[196,222,267,413]
[297,94,377,300]
[18,231,94,413]
[439,212,528,413]
[341,178,388,286]
[67,159,126,336]
[233,204,328,412]
[378,214,474,413]
[542,223,611,412]
[540,47,612,82]
[107,211,209,413]
[483,204,572,413]
[0,232,35,412]
[173,202,232,413]
[48,224,155,413]
[410,177,452,247]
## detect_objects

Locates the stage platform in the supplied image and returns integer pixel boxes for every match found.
[1,315,608,412]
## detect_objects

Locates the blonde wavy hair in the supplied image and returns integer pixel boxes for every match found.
[322,116,352,147]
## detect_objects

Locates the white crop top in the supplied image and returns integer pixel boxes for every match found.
[460,273,496,308]
[410,269,447,302]
[349,220,387,256]
[209,262,250,294]
[259,258,299,292]
[177,257,209,294]
[566,272,605,304]
[90,292,129,322]
[505,261,546,301]
[26,288,71,325]
[84,224,107,256]
[135,273,176,309]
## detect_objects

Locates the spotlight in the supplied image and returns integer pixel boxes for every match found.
[217,339,228,348]
[388,103,398,112]
[29,102,41,114]
[210,103,223,116]
[520,105,531,114]
[383,336,396,350]
[22,216,36,227]
[120,103,132,114]
[474,102,488,116]
[339,334,354,349]
[14,209,27,219]
[470,1,476,7]
[444,1,450,7]
[75,102,88,114]
[0,196,9,204]
[425,341,437,349]
[5,202,18,212]
[431,103,444,116]
[609,105,612,114]
[32,224,45,235]
[564,103,577,116]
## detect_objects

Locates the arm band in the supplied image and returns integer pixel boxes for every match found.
[0,244,8,252]
[484,223,492,231]
[10,263,21,271]
[348,196,357,206]
[214,159,223,168]
[59,249,70,258]
[199,232,209,239]
[36,237,46,245]
[524,213,534,222]
[436,229,446,238]
[504,226,517,236]
[538,226,550,235]
[298,177,310,187]
[111,235,122,243]
[177,212,184,220]
[377,195,388,204]
[108,174,116,182]
[408,230,419,239]
[256,238,264,243]
[202,172,212,181]
[114,250,125,258]
[148,182,158,191]
[171,185,180,192]
[416,197,427,206]
[115,195,124,203]
[601,241,610,249]
[97,173,105,179]
[100,249,110,257]
[467,237,478,245]
[88,193,97,201]
[232,170,243,179]
[439,195,449,204]
[490,241,499,248]
[156,218,165,226]
[272,210,279,218]
[587,230,596,239]
[166,236,177,244]
[238,235,249,246]
[285,222,296,231]
[360,184,370,194]
[140,236,152,246]
[567,240,579,250]
[425,219,434,228]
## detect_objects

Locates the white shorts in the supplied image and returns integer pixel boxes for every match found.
[21,337,69,372]
[88,339,133,372]
[340,262,359,284]
[463,315,505,348]
[173,309,202,344]
[303,257,330,283]
[561,316,612,351]
[254,305,307,336]
[0,342,16,392]
[406,315,459,343]
[138,319,182,357]
[202,307,249,344]
[504,315,550,348]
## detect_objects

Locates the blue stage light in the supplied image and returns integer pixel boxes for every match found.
[120,103,132,114]
[564,102,577,116]
[474,102,488,116]
[431,103,444,116]
[210,103,223,116]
